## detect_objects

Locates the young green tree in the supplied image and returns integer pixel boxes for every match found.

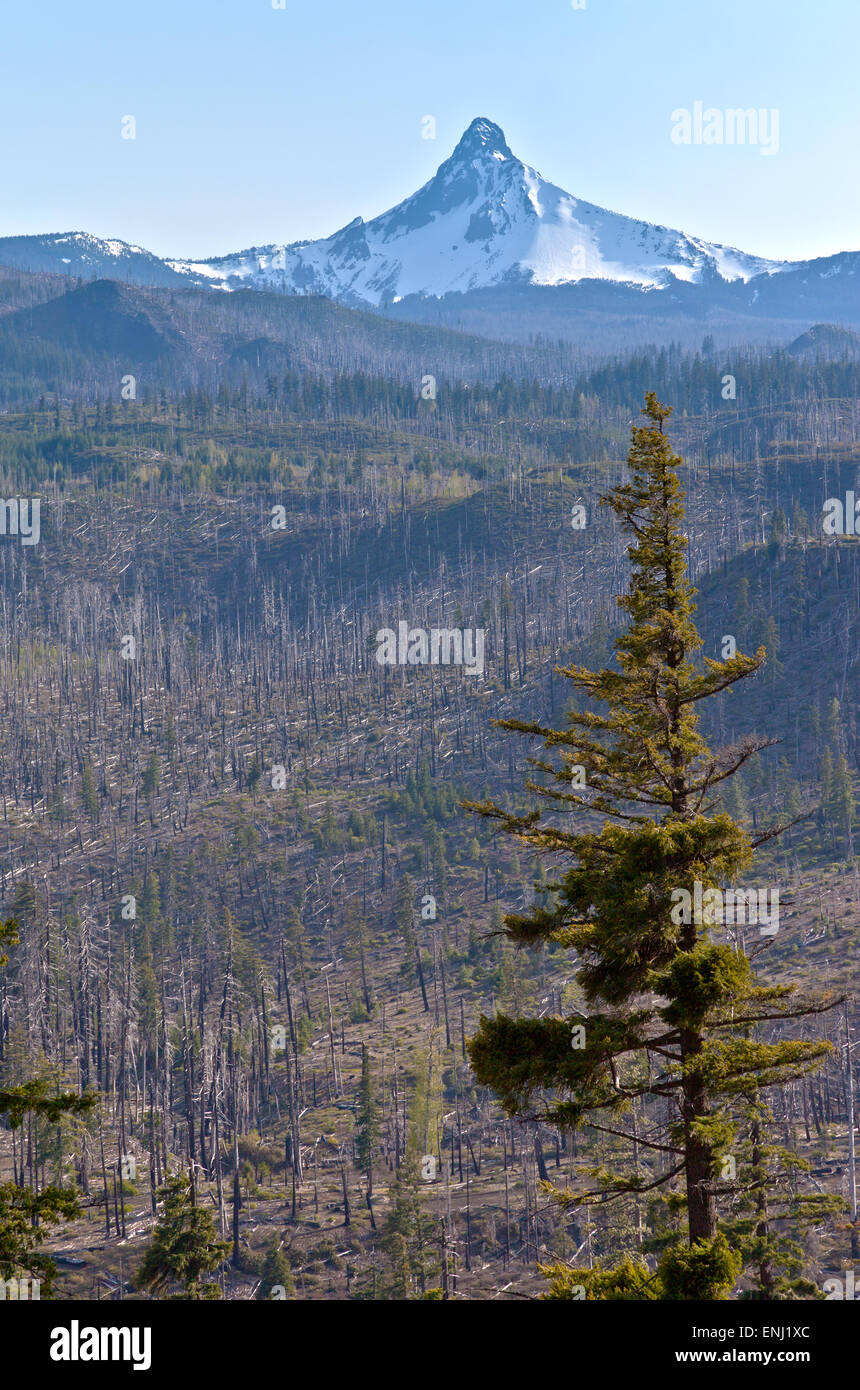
[828,754,855,860]
[80,761,99,822]
[136,1174,229,1300]
[141,751,161,801]
[354,1045,379,1227]
[256,1238,295,1299]
[394,873,418,985]
[378,1055,441,1298]
[379,1149,439,1299]
[246,756,262,800]
[466,395,840,1297]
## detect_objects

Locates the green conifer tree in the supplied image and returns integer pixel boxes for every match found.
[355,1044,379,1226]
[136,1173,229,1299]
[394,873,417,984]
[80,761,99,822]
[256,1239,295,1299]
[465,396,840,1298]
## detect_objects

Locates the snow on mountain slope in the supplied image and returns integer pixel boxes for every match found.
[0,231,199,287]
[166,118,785,303]
[0,119,798,308]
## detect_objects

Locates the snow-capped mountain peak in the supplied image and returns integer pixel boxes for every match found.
[164,117,783,304]
[447,116,515,163]
[0,119,790,307]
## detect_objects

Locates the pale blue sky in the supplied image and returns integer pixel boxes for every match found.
[1,0,855,263]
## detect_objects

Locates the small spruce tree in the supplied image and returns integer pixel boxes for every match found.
[256,1239,295,1300]
[136,1174,229,1299]
[355,1044,379,1227]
